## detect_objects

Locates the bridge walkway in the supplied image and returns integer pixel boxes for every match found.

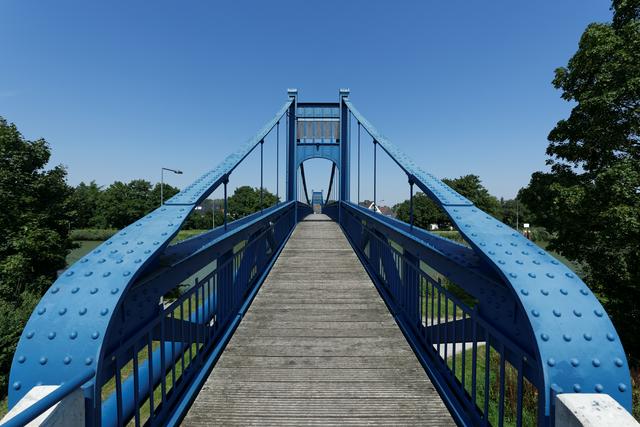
[182,214,454,426]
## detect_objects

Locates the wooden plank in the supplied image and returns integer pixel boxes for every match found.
[182,214,454,426]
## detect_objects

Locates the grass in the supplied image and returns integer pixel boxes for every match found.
[66,229,211,267]
[450,345,539,426]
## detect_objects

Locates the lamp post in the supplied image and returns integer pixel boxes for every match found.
[161,167,183,206]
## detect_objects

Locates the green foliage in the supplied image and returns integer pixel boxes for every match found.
[520,2,640,359]
[69,228,118,241]
[394,174,502,229]
[0,117,74,398]
[393,192,446,228]
[227,186,279,220]
[444,175,501,217]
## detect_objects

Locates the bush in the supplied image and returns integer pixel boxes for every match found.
[69,229,118,241]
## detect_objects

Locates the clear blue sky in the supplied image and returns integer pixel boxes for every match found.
[1,1,612,205]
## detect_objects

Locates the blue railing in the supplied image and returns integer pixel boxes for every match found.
[336,96,632,424]
[1,368,95,427]
[97,202,296,426]
[334,202,542,426]
[7,95,300,426]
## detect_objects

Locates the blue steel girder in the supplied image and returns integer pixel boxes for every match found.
[344,99,632,413]
[8,99,293,408]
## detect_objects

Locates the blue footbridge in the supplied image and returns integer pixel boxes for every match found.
[2,89,632,426]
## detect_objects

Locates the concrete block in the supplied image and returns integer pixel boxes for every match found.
[0,385,85,426]
[555,393,638,427]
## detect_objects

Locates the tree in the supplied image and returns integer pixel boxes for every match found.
[444,175,501,218]
[0,117,74,397]
[69,181,102,228]
[393,192,446,228]
[227,186,279,220]
[520,2,640,359]
[394,175,501,228]
[94,180,178,229]
[499,197,533,229]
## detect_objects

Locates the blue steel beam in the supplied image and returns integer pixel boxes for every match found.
[8,99,293,409]
[344,100,632,414]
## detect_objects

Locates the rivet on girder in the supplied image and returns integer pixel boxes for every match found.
[563,334,571,342]
[79,308,87,315]
[553,309,562,317]
[51,287,60,294]
[595,384,603,392]
[65,271,74,276]
[540,333,549,341]
[531,309,540,317]
[103,272,111,277]
[573,384,581,392]
[13,382,21,390]
[69,331,78,339]
[123,271,131,277]
[100,308,109,316]
[547,273,555,279]
[39,357,47,365]
[85,358,93,365]
[580,289,588,295]
[111,288,119,294]
[573,310,582,317]
[26,331,34,339]
[547,358,556,367]
[592,358,601,367]
[541,289,549,296]
[91,332,100,340]
[607,333,615,341]
[584,333,592,341]
[615,358,624,367]
[84,271,93,277]
[37,307,46,315]
[619,384,627,392]
[48,332,56,340]
[72,287,79,294]
[528,273,536,278]
[90,288,98,294]
[570,358,579,367]
[98,259,105,264]
[63,356,72,365]
[594,309,604,317]
[560,288,568,295]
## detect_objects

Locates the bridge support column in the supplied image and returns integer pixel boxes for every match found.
[286,89,297,202]
[339,88,350,203]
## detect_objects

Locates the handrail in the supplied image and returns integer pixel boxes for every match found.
[341,100,633,417]
[1,368,95,427]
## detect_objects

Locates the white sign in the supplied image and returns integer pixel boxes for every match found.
[523,223,530,228]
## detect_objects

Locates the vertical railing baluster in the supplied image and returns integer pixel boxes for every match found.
[483,330,491,425]
[357,121,361,205]
[452,302,457,378]
[461,312,466,392]
[115,354,123,426]
[133,345,140,427]
[516,357,524,427]
[147,333,155,422]
[160,315,166,406]
[498,343,506,427]
[471,313,478,406]
[276,121,280,200]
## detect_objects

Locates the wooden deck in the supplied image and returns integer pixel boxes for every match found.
[182,214,454,426]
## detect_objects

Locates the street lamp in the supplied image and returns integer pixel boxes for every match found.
[161,167,183,206]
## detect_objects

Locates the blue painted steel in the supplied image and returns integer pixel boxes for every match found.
[339,89,350,201]
[1,368,95,427]
[8,99,293,419]
[344,100,632,415]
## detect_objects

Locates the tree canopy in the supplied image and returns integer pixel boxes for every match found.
[520,1,640,358]
[394,174,502,228]
[0,117,74,397]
